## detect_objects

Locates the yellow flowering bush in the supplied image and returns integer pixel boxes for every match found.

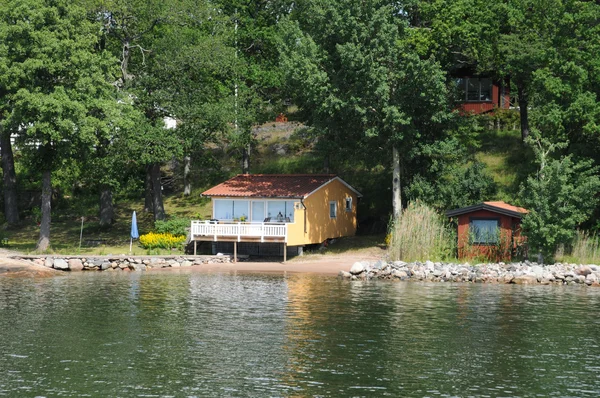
[139,232,186,249]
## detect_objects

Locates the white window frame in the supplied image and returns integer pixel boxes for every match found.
[345,197,352,212]
[329,201,337,219]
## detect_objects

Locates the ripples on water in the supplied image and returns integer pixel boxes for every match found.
[1,272,599,397]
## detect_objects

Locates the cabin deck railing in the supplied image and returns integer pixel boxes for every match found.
[190,220,288,243]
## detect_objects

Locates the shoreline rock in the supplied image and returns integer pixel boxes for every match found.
[340,260,600,286]
[6,255,232,272]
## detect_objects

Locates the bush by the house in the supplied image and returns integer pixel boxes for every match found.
[154,217,190,237]
[139,232,186,250]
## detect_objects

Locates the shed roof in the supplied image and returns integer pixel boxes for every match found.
[202,174,362,199]
[446,201,528,219]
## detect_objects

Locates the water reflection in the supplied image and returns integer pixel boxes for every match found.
[1,274,600,396]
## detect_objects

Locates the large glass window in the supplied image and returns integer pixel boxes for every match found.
[232,201,249,220]
[456,78,493,102]
[267,201,295,222]
[214,200,233,220]
[214,200,249,220]
[251,201,265,222]
[470,219,499,244]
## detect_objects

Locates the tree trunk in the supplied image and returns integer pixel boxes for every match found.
[99,185,114,226]
[323,154,330,174]
[183,155,191,196]
[392,146,402,219]
[517,83,530,142]
[144,164,153,212]
[36,169,52,252]
[150,162,165,221]
[242,144,250,174]
[1,131,19,224]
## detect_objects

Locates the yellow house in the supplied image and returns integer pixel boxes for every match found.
[190,174,362,260]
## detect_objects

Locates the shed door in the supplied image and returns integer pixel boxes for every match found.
[252,201,265,222]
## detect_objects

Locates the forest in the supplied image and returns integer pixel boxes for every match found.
[1,0,600,260]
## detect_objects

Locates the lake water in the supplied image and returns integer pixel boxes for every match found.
[1,272,600,397]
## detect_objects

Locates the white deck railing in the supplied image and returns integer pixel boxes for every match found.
[190,220,288,242]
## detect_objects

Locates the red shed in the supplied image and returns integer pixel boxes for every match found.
[446,201,528,261]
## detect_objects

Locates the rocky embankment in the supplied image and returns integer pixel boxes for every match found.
[340,260,600,286]
[9,255,231,272]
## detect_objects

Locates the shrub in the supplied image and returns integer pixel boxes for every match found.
[520,135,600,261]
[154,217,190,237]
[139,232,186,250]
[388,201,456,262]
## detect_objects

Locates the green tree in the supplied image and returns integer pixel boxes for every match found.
[520,133,600,261]
[0,0,121,250]
[282,0,453,218]
[217,1,290,174]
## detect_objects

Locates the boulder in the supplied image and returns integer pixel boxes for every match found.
[338,270,352,279]
[44,257,54,268]
[53,259,69,270]
[129,263,146,271]
[100,262,111,270]
[392,269,407,279]
[575,266,592,276]
[350,262,365,275]
[513,275,538,285]
[425,260,434,271]
[68,259,84,271]
[181,260,193,267]
[531,265,544,279]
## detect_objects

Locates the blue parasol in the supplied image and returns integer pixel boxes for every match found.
[130,211,139,252]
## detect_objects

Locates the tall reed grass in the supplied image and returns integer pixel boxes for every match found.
[557,230,600,264]
[388,201,457,262]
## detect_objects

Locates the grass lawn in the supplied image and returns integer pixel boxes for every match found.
[2,193,213,255]
[475,128,535,199]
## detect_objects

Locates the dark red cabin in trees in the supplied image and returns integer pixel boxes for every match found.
[454,76,511,114]
[446,201,528,261]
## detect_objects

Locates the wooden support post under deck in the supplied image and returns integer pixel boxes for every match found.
[283,242,287,263]
[234,241,237,263]
[194,240,197,256]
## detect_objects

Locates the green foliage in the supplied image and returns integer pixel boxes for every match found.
[139,232,186,250]
[408,161,497,211]
[388,201,456,262]
[520,134,600,260]
[154,217,190,237]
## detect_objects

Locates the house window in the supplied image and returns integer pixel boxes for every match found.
[214,199,249,220]
[456,78,493,102]
[470,219,500,244]
[266,201,295,222]
[329,201,337,219]
[214,200,233,219]
[345,197,352,212]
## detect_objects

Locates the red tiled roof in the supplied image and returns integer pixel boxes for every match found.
[202,174,343,198]
[484,201,528,214]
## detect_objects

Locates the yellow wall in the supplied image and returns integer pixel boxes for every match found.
[287,178,358,246]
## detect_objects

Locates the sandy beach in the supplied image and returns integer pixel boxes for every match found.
[148,253,380,275]
[0,248,382,276]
